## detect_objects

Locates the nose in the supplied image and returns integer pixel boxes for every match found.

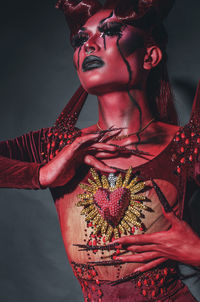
[84,34,100,55]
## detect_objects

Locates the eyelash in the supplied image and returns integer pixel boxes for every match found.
[71,22,124,49]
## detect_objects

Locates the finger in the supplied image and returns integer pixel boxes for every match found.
[84,155,116,173]
[115,251,163,263]
[111,233,162,245]
[90,143,120,152]
[134,257,168,273]
[72,133,106,151]
[127,244,159,253]
[93,151,120,159]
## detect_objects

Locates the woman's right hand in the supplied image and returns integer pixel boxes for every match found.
[39,131,120,188]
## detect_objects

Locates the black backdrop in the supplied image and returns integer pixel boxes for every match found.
[0,0,200,301]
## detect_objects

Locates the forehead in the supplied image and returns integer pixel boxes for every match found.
[81,9,117,31]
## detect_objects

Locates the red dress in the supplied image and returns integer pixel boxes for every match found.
[1,84,200,301]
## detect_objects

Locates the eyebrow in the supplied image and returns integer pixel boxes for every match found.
[78,12,115,33]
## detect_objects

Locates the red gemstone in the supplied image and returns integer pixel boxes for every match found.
[194,148,198,154]
[185,139,189,145]
[156,274,160,280]
[191,132,195,137]
[137,281,142,287]
[181,133,185,139]
[93,240,97,246]
[177,167,181,174]
[160,278,164,285]
[92,285,96,292]
[96,279,100,285]
[152,290,156,297]
[142,289,147,296]
[144,279,148,286]
[55,150,59,155]
[116,249,120,255]
[48,133,52,137]
[59,135,63,139]
[189,155,193,161]
[103,237,106,243]
[98,299,102,302]
[98,289,103,296]
[180,147,184,153]
[197,138,200,143]
[88,241,92,246]
[164,268,168,275]
[160,288,164,294]
[77,268,82,273]
[47,143,50,150]
[55,132,58,136]
[131,227,135,234]
[59,140,63,146]
[151,280,155,286]
[180,157,185,164]
[175,136,180,142]
[91,270,96,277]
[50,154,53,160]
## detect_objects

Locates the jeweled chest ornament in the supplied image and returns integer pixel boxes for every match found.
[77,167,153,242]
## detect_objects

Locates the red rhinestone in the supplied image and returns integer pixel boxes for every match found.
[84,281,88,286]
[88,275,92,280]
[54,132,58,137]
[177,167,181,174]
[151,280,155,286]
[91,270,96,277]
[112,255,117,260]
[64,134,68,138]
[55,150,59,155]
[152,290,156,297]
[59,135,63,139]
[197,138,200,144]
[164,268,168,275]
[160,288,164,294]
[67,140,71,144]
[88,222,93,227]
[77,268,82,273]
[59,140,63,146]
[88,293,91,299]
[68,134,72,138]
[50,154,53,160]
[175,136,180,142]
[180,147,184,153]
[48,132,52,137]
[156,274,160,280]
[93,239,97,246]
[142,289,147,296]
[144,279,148,286]
[137,281,142,287]
[139,227,143,231]
[185,139,189,145]
[88,241,92,246]
[47,143,50,150]
[92,285,96,292]
[131,227,135,234]
[96,279,100,285]
[160,278,164,285]
[91,234,95,238]
[180,157,185,164]
[98,289,103,296]
[181,133,185,139]
[191,132,195,137]
[194,148,198,154]
[98,299,102,302]
[82,285,85,292]
[103,237,106,243]
[189,155,193,161]
[116,249,120,255]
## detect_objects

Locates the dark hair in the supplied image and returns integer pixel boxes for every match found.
[56,0,177,124]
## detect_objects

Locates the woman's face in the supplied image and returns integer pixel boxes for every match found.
[72,9,147,95]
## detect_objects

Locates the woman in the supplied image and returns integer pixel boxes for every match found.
[1,0,200,301]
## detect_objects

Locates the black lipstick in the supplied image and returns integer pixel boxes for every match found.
[82,55,105,72]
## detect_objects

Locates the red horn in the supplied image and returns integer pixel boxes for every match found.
[55,0,102,38]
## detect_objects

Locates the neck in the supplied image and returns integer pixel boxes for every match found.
[97,88,153,135]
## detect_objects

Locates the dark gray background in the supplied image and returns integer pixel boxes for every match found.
[0,0,200,301]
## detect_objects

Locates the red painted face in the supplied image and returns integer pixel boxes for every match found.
[72,9,147,95]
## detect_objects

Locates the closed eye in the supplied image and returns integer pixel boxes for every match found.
[98,22,124,37]
[71,32,89,49]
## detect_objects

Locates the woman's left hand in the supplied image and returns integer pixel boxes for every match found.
[113,208,200,273]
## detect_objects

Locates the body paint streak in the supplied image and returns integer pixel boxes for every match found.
[77,46,82,69]
[99,12,113,50]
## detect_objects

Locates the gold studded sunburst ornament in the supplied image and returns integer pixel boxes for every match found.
[77,167,152,242]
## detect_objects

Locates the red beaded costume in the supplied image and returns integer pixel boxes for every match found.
[1,0,200,301]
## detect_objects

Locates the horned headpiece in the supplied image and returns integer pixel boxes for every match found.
[55,0,175,37]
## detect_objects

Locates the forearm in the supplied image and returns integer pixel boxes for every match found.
[0,156,43,189]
